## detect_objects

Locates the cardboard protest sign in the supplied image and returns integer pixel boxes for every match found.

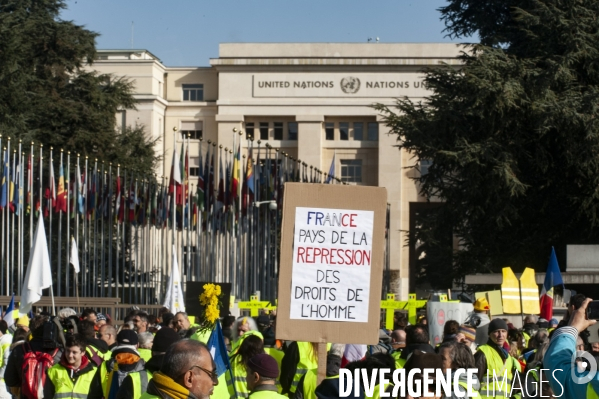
[475,290,503,317]
[427,301,474,345]
[277,183,387,345]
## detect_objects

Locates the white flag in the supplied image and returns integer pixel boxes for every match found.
[173,143,182,185]
[163,245,185,313]
[21,214,53,315]
[70,236,80,273]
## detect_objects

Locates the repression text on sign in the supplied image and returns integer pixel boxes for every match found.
[290,207,374,322]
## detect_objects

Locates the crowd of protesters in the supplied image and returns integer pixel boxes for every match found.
[0,294,596,399]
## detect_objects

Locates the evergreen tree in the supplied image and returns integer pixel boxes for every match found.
[0,0,159,173]
[375,0,599,288]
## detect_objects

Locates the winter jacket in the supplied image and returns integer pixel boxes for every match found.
[544,326,599,399]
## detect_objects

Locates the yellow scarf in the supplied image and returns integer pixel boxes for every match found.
[151,371,194,399]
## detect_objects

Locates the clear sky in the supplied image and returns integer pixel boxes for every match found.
[62,0,466,67]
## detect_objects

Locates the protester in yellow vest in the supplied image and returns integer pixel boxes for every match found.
[141,339,218,399]
[87,330,146,399]
[0,320,12,399]
[227,334,265,399]
[245,354,287,399]
[79,320,112,365]
[116,327,182,399]
[295,344,345,399]
[44,334,97,399]
[231,317,260,354]
[137,332,154,363]
[280,342,318,398]
[395,324,435,369]
[474,319,522,399]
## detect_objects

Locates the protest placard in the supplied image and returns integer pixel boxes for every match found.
[427,301,474,345]
[277,183,387,345]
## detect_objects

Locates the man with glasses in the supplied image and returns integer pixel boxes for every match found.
[141,339,217,399]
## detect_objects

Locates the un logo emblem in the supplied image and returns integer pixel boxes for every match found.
[340,77,360,94]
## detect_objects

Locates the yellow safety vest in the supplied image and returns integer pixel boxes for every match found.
[392,352,406,369]
[302,370,339,399]
[138,348,152,363]
[227,357,250,399]
[230,331,264,355]
[128,370,153,399]
[522,332,531,349]
[290,342,319,394]
[458,380,481,398]
[588,384,599,399]
[86,346,112,363]
[248,389,288,399]
[47,363,97,399]
[477,345,521,399]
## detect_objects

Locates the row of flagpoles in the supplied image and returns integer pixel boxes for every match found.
[0,132,392,305]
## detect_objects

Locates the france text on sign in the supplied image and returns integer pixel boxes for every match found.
[290,207,374,322]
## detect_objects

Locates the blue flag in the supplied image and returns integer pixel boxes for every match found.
[207,320,232,377]
[326,154,335,184]
[4,293,15,326]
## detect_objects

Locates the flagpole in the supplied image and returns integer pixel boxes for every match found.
[83,156,88,297]
[10,149,16,296]
[122,170,127,302]
[1,147,5,296]
[65,152,70,296]
[19,149,25,296]
[57,150,64,296]
[6,138,13,296]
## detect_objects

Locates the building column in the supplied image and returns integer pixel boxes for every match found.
[377,115,410,300]
[296,115,324,170]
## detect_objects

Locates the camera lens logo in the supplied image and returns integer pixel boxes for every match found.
[571,350,597,384]
[340,77,360,94]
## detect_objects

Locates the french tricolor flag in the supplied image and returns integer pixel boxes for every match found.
[540,247,564,320]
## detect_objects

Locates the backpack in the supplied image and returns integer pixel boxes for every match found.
[21,343,60,399]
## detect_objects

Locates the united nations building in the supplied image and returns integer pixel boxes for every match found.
[92,43,462,299]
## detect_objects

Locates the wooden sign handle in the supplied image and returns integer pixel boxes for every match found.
[317,342,327,385]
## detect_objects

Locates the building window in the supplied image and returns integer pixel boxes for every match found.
[245,123,255,140]
[339,122,349,141]
[189,157,200,177]
[341,160,362,183]
[419,159,433,176]
[325,122,335,140]
[260,122,269,140]
[353,122,364,141]
[180,121,203,140]
[367,122,379,141]
[182,84,204,101]
[189,167,200,177]
[180,130,202,140]
[288,122,298,140]
[274,122,283,140]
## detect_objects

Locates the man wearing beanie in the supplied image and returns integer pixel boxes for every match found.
[116,328,182,399]
[246,353,287,399]
[88,330,146,399]
[474,318,522,399]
